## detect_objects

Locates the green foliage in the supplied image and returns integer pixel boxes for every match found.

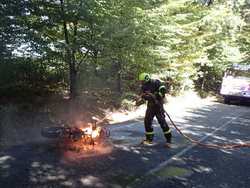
[139,0,249,94]
[1,0,250,107]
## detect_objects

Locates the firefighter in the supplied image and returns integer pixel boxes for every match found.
[138,72,172,147]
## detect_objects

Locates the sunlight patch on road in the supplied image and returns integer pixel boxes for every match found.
[193,165,213,173]
[79,175,104,187]
[113,144,141,153]
[0,155,15,170]
[0,155,15,165]
[141,157,149,162]
[29,161,69,184]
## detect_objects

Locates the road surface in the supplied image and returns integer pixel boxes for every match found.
[0,101,250,188]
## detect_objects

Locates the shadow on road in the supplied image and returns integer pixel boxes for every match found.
[1,102,250,187]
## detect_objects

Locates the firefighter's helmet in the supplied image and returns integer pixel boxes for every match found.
[139,73,150,82]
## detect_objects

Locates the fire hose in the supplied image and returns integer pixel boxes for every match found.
[163,109,250,149]
[96,93,250,149]
[140,92,250,149]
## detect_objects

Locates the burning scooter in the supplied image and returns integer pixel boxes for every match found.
[41,120,110,149]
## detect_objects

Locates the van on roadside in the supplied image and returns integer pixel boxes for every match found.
[220,64,250,104]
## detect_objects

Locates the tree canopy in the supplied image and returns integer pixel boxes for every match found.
[0,0,249,104]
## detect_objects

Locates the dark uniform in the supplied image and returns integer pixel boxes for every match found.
[140,78,172,143]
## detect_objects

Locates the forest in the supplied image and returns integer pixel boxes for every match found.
[0,0,250,115]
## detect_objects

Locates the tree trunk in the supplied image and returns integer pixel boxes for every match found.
[116,60,122,94]
[60,0,78,99]
[69,62,77,99]
[70,21,78,99]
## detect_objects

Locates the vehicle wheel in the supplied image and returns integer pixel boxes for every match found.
[41,127,67,138]
[224,96,231,104]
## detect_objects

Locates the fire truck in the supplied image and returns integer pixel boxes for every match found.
[220,64,250,104]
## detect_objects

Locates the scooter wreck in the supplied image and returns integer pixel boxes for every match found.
[41,120,110,149]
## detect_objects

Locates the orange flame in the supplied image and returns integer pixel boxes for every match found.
[81,124,100,138]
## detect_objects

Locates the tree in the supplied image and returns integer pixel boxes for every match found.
[137,0,249,94]
[4,0,107,99]
[1,0,249,103]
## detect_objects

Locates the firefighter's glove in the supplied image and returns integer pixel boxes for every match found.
[140,92,150,100]
[136,99,145,106]
[141,92,157,103]
[134,94,145,106]
[148,93,157,101]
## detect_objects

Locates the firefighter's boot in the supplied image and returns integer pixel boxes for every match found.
[141,140,154,145]
[141,132,154,145]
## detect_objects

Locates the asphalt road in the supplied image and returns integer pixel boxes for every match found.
[0,101,250,188]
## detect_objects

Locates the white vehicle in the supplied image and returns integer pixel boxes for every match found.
[220,64,250,104]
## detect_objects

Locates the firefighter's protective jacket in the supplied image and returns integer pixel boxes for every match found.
[140,79,167,105]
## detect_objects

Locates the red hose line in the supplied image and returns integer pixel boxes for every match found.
[165,110,250,149]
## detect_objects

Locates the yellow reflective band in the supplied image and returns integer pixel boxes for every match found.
[146,131,154,135]
[159,85,166,91]
[158,92,163,97]
[164,130,171,134]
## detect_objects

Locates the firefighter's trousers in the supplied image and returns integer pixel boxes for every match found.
[144,104,172,143]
